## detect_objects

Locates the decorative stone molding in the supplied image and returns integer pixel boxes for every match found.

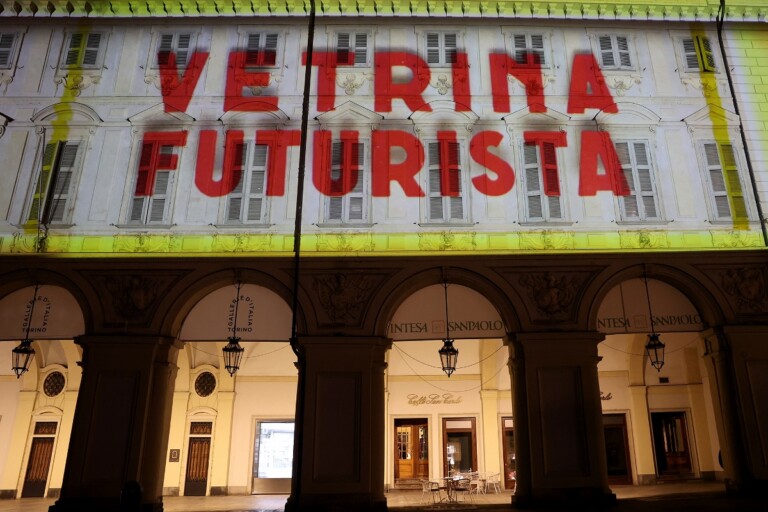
[430,73,452,96]
[619,230,669,249]
[517,270,592,321]
[417,231,477,252]
[718,267,768,314]
[312,272,382,326]
[336,72,371,96]
[603,75,642,97]
[54,74,100,96]
[0,71,13,94]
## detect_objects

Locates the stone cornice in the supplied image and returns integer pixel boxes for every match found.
[0,0,765,22]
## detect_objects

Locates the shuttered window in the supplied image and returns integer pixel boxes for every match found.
[682,36,716,73]
[27,141,82,225]
[225,143,269,223]
[0,33,18,69]
[326,140,367,223]
[522,142,562,221]
[597,35,632,70]
[426,32,458,66]
[63,32,103,68]
[128,143,179,224]
[703,143,747,221]
[157,33,194,67]
[615,141,660,221]
[336,32,369,66]
[245,33,279,67]
[512,33,546,67]
[427,140,465,222]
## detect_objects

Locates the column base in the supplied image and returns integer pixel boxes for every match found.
[511,488,616,509]
[285,493,387,512]
[48,497,164,512]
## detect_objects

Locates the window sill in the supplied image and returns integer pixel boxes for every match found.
[615,220,668,226]
[213,223,273,229]
[417,221,475,228]
[316,222,374,229]
[114,224,174,229]
[518,221,572,227]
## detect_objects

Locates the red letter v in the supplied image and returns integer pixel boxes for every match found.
[160,51,209,114]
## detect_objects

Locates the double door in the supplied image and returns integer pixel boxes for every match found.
[394,419,429,480]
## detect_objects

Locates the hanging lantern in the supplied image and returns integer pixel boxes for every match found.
[12,339,35,379]
[645,333,665,371]
[439,338,459,377]
[223,336,245,376]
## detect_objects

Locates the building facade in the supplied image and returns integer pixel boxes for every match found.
[0,1,767,511]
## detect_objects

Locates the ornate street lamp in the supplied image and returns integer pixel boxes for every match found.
[643,274,665,371]
[222,281,245,377]
[438,280,458,377]
[12,284,39,378]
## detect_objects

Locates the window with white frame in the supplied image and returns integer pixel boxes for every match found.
[26,141,83,225]
[681,36,717,73]
[521,142,563,221]
[701,142,748,221]
[426,140,466,222]
[511,33,547,67]
[224,143,269,223]
[155,32,195,68]
[244,32,279,67]
[425,32,458,66]
[325,139,368,223]
[127,141,181,224]
[615,141,660,221]
[0,32,20,69]
[336,31,369,66]
[60,32,106,69]
[597,34,633,70]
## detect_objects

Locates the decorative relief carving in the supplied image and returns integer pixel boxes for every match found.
[431,73,451,95]
[619,230,668,249]
[719,267,768,314]
[336,72,370,95]
[511,73,555,95]
[603,75,642,96]
[113,233,180,253]
[711,230,762,248]
[0,71,14,94]
[211,233,273,253]
[418,232,477,252]
[54,74,100,96]
[519,230,574,251]
[312,273,378,324]
[681,76,722,93]
[316,233,374,253]
[518,271,585,319]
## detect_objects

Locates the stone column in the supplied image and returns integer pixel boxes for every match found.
[701,327,768,494]
[285,336,390,512]
[506,332,614,508]
[49,335,181,512]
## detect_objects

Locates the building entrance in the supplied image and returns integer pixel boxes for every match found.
[651,412,693,477]
[603,413,632,485]
[184,422,213,496]
[442,417,477,475]
[394,418,429,481]
[21,422,58,498]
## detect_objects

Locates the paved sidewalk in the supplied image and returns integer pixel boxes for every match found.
[0,481,764,512]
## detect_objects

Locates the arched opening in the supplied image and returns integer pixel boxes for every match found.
[384,281,513,501]
[168,282,296,497]
[0,284,85,499]
[595,277,720,487]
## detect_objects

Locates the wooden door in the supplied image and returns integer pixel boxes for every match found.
[394,419,428,481]
[501,417,516,490]
[651,412,693,477]
[21,421,57,498]
[603,414,632,485]
[184,421,213,496]
[21,437,54,497]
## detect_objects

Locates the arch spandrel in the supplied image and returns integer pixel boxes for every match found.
[0,285,85,341]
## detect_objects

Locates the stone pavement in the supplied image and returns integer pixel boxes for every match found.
[0,481,764,512]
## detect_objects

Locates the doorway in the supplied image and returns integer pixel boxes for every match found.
[603,413,632,485]
[184,421,213,496]
[651,411,693,477]
[21,422,57,498]
[501,417,515,490]
[394,418,429,481]
[442,417,477,475]
[252,421,294,494]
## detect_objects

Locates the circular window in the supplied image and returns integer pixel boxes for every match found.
[194,372,217,397]
[43,371,66,397]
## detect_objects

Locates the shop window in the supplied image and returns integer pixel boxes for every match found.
[615,141,661,221]
[324,139,368,223]
[60,31,107,69]
[253,421,294,479]
[521,141,563,222]
[701,142,748,222]
[26,141,84,225]
[596,34,633,70]
[426,139,467,223]
[682,36,716,73]
[336,31,369,66]
[224,142,269,224]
